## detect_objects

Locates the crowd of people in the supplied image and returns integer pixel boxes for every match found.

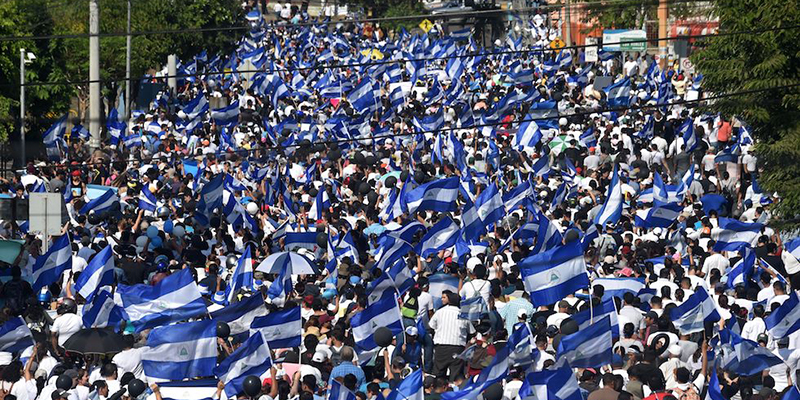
[1,1,798,400]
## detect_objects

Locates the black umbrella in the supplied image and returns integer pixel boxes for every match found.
[63,328,126,355]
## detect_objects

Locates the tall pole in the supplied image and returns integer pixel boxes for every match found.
[19,48,25,167]
[564,0,572,46]
[125,0,132,120]
[658,0,669,67]
[89,0,101,149]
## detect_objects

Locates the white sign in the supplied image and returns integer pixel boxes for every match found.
[29,193,63,236]
[681,58,695,74]
[602,29,647,52]
[585,37,599,63]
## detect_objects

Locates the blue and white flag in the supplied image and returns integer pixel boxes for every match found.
[680,118,697,152]
[182,92,209,121]
[727,246,755,289]
[211,294,268,338]
[592,278,645,301]
[226,247,253,304]
[669,286,720,334]
[713,218,763,251]
[117,268,208,333]
[308,188,331,221]
[706,369,726,400]
[0,317,34,353]
[766,291,800,339]
[459,296,488,321]
[503,180,533,211]
[200,174,225,213]
[74,245,114,302]
[348,77,379,114]
[557,315,613,368]
[329,380,358,400]
[31,234,72,292]
[507,323,539,368]
[461,183,506,241]
[386,368,424,400]
[593,164,623,227]
[250,306,302,349]
[404,177,460,214]
[350,293,403,357]
[519,367,582,400]
[415,217,460,257]
[515,118,542,150]
[571,297,619,339]
[138,184,158,213]
[211,100,240,127]
[141,319,217,382]
[214,331,273,398]
[79,189,119,215]
[82,287,126,329]
[722,329,783,376]
[634,203,682,228]
[604,77,631,108]
[441,345,510,400]
[518,241,588,307]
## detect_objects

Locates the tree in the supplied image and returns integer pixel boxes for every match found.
[579,0,710,32]
[690,0,800,222]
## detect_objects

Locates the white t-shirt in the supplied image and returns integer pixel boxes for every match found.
[112,348,145,380]
[52,313,83,347]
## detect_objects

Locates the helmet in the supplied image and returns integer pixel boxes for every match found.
[37,287,51,304]
[157,206,170,218]
[57,298,77,315]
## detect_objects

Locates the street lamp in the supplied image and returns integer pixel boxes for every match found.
[20,48,35,167]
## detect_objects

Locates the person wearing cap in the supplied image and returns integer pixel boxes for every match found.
[459,264,490,306]
[395,326,421,370]
[659,344,684,390]
[498,292,535,334]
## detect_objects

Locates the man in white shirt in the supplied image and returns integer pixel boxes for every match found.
[51,301,82,349]
[741,304,767,342]
[429,291,475,380]
[459,265,491,305]
[702,245,730,278]
[111,336,145,380]
[619,293,643,330]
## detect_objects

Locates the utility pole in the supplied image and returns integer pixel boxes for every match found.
[564,0,572,46]
[658,0,669,67]
[89,0,101,149]
[125,0,132,120]
[19,48,26,167]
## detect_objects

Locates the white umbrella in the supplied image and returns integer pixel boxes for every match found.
[256,251,318,275]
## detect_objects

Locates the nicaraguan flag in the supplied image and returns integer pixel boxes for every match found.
[79,189,119,215]
[518,240,588,307]
[211,100,240,128]
[0,317,34,353]
[515,118,542,150]
[713,218,763,251]
[556,315,614,368]
[214,331,273,398]
[727,246,755,289]
[74,245,115,302]
[329,380,358,400]
[250,306,302,349]
[141,319,217,382]
[138,184,157,212]
[31,234,72,292]
[386,368,424,400]
[117,268,208,333]
[182,92,209,120]
[680,117,697,152]
[669,286,720,334]
[441,345,510,400]
[592,278,645,301]
[404,177,459,214]
[350,293,403,357]
[518,366,582,400]
[82,287,126,329]
[604,77,631,108]
[226,247,253,304]
[571,297,620,339]
[459,296,488,321]
[503,180,534,212]
[593,164,623,227]
[634,202,682,229]
[210,294,267,338]
[461,183,506,241]
[766,290,800,339]
[415,217,460,257]
[200,173,225,213]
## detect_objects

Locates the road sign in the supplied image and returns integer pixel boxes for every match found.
[419,19,434,33]
[29,193,63,238]
[585,37,599,62]
[681,58,695,74]
[549,38,566,52]
[602,29,647,52]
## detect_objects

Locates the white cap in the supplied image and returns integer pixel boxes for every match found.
[517,309,529,319]
[405,326,418,336]
[312,351,326,363]
[668,345,682,357]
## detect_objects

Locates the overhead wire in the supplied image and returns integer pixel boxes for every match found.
[8,23,796,90]
[23,82,800,171]
[0,0,711,42]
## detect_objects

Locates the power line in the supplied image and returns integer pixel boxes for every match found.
[26,82,800,170]
[8,24,794,90]
[0,0,709,42]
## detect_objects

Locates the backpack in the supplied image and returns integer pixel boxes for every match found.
[671,385,700,400]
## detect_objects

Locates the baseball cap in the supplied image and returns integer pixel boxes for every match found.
[52,390,69,400]
[312,351,327,363]
[405,326,418,336]
[517,309,529,319]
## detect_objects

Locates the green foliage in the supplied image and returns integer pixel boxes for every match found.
[579,0,711,32]
[690,0,800,223]
[0,0,243,143]
[380,1,427,32]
